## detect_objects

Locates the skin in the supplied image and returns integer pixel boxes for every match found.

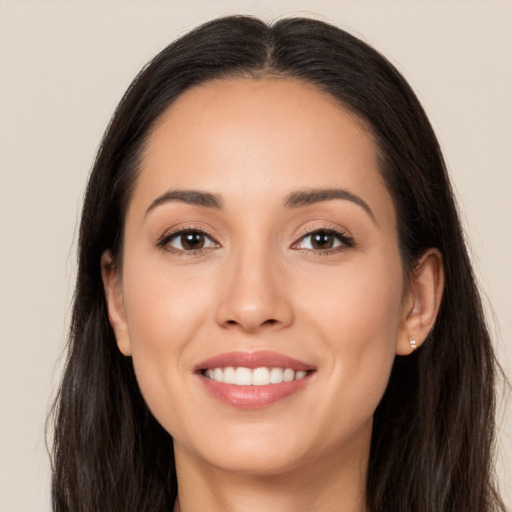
[102,77,444,512]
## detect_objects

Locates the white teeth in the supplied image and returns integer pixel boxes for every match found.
[252,367,270,385]
[235,367,252,386]
[269,367,284,384]
[283,368,295,382]
[223,366,236,384]
[204,367,309,385]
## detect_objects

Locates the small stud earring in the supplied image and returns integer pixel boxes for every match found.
[409,337,417,350]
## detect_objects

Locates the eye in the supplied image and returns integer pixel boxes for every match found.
[158,229,219,253]
[292,229,353,253]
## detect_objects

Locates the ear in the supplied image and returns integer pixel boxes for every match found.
[397,248,445,355]
[101,251,132,356]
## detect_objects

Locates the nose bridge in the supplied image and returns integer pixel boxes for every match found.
[215,236,293,332]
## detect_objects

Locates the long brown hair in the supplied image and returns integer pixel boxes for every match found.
[50,16,507,511]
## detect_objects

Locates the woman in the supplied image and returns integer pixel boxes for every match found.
[50,15,507,512]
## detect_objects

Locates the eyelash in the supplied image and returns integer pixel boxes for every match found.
[156,225,220,256]
[156,226,354,256]
[291,227,354,255]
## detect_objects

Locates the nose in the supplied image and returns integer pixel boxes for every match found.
[215,246,294,333]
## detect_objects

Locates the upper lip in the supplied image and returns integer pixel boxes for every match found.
[194,351,314,372]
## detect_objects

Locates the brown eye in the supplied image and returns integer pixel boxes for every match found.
[293,229,353,252]
[310,231,335,250]
[180,232,206,250]
[162,230,218,252]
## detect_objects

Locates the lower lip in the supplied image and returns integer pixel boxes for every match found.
[198,373,312,409]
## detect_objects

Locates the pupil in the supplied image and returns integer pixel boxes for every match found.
[312,231,334,249]
[181,232,204,250]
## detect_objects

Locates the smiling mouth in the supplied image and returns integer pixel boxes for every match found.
[195,351,315,408]
[201,366,311,386]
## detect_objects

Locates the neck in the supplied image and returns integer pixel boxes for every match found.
[172,440,369,512]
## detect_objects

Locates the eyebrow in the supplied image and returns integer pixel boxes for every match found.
[145,187,375,223]
[284,188,376,223]
[145,189,223,217]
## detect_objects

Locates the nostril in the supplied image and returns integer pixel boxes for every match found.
[222,318,279,330]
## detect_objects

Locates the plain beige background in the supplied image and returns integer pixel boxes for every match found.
[0,1,510,511]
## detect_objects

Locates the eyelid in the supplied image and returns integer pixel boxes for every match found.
[156,224,221,253]
[291,224,354,253]
[155,222,353,255]
[294,222,350,239]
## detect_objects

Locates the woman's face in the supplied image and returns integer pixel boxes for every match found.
[105,78,414,476]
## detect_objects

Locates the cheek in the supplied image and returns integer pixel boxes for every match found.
[119,255,218,414]
[298,248,404,341]
[294,252,404,418]
[123,254,215,345]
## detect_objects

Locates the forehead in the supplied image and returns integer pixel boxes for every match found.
[132,77,394,227]
[145,77,376,170]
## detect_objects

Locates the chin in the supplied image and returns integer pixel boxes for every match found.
[201,445,312,477]
[174,422,342,478]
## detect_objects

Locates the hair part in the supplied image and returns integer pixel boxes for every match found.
[50,15,506,512]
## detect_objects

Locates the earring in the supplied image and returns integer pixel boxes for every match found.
[409,337,417,350]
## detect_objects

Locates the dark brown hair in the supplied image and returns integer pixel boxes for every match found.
[50,16,507,512]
